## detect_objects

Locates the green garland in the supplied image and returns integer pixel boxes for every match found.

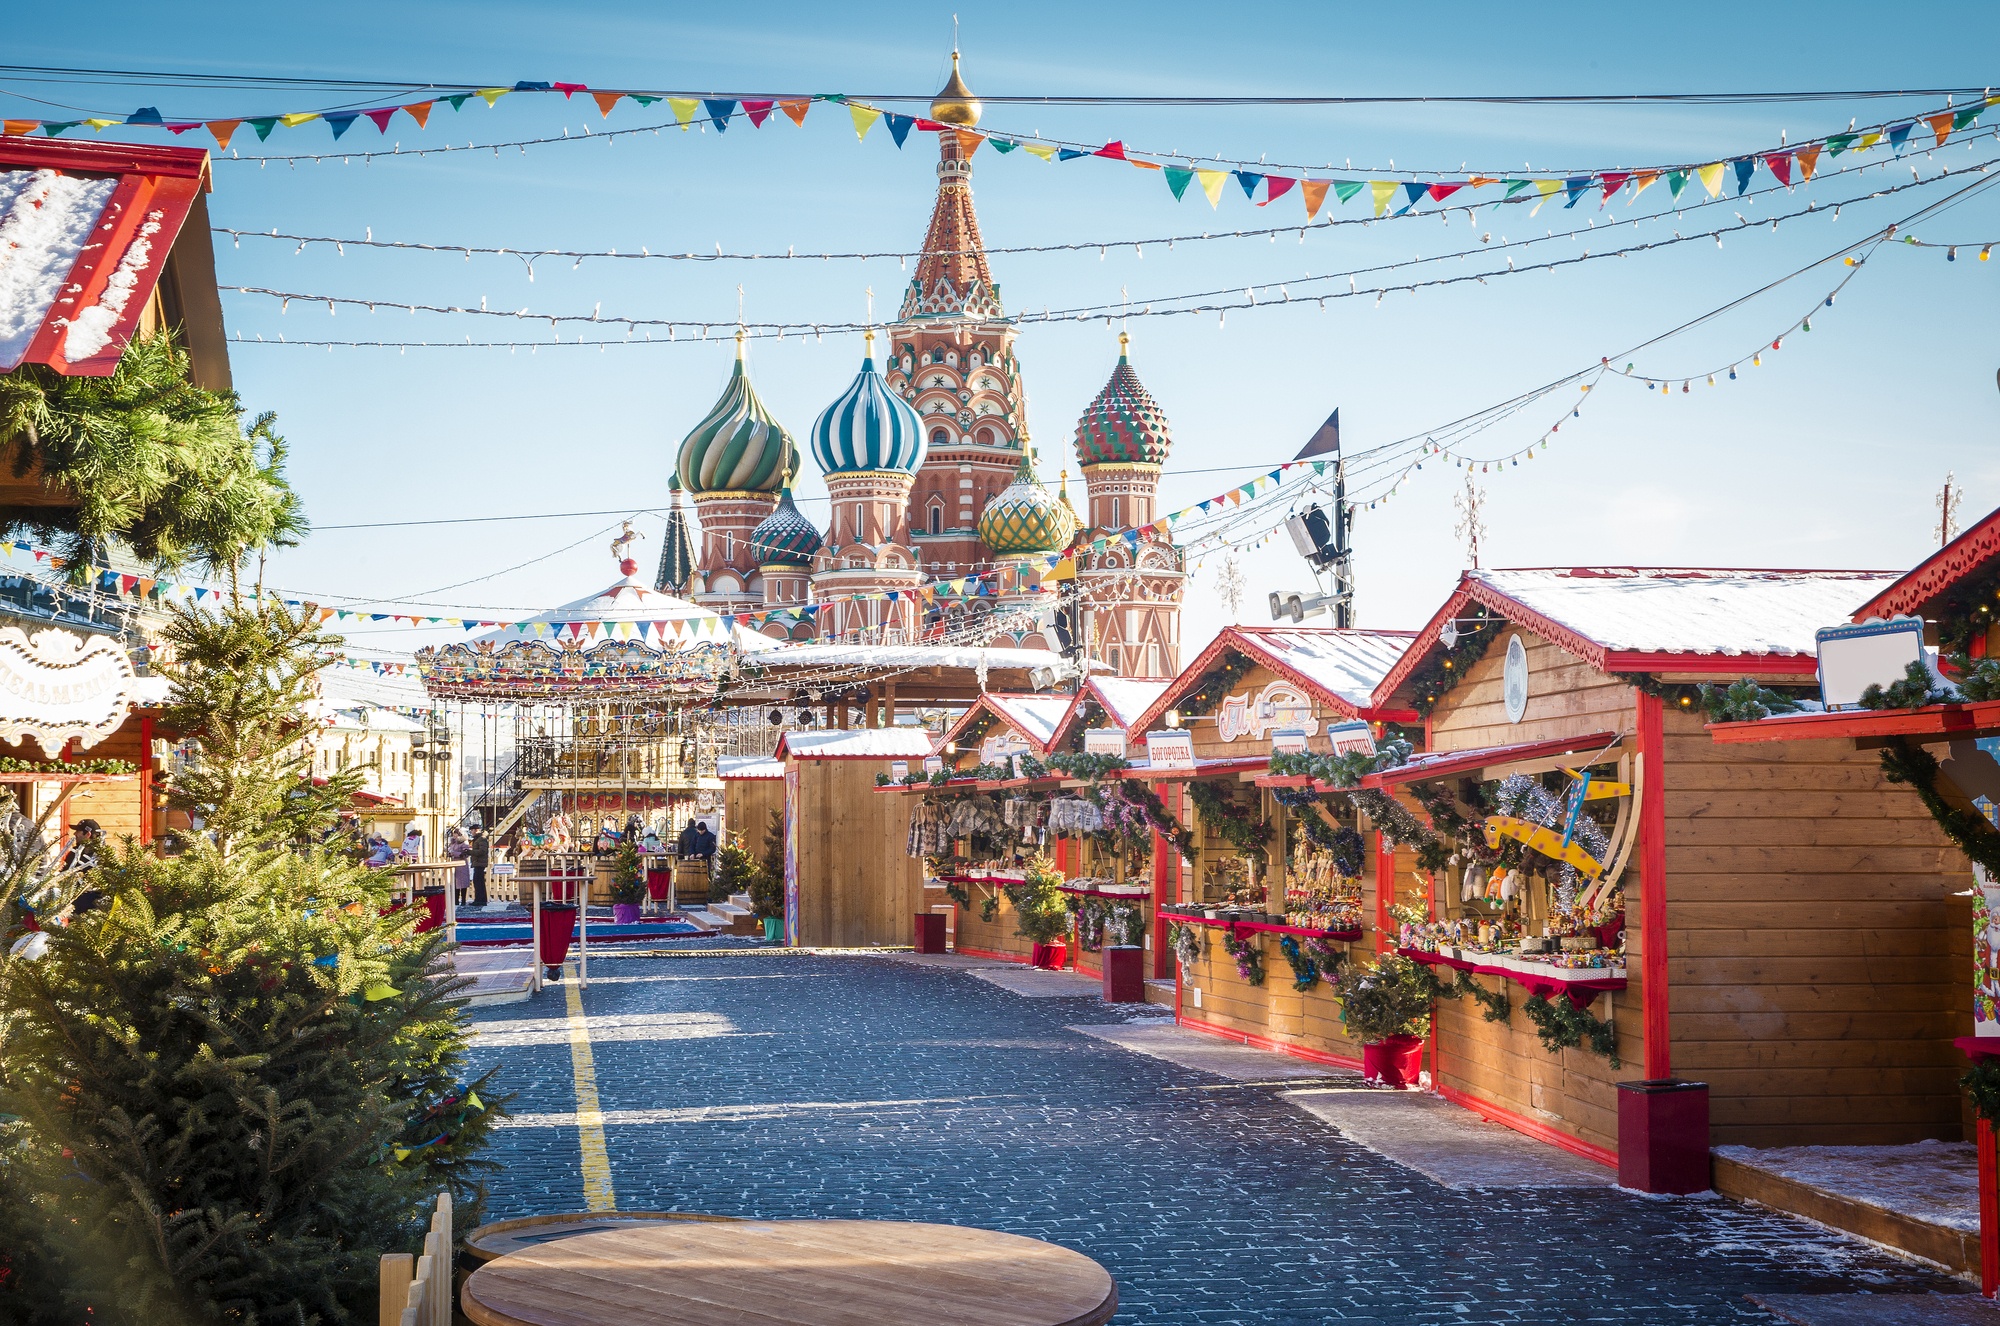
[1277,935,1320,991]
[1176,650,1259,719]
[1859,660,1953,711]
[0,756,138,776]
[1616,671,1812,722]
[1446,968,1512,1023]
[1045,750,1130,781]
[1521,993,1620,1067]
[1221,926,1265,985]
[1409,606,1503,716]
[1187,779,1270,863]
[1962,1058,2000,1123]
[940,880,971,908]
[1879,736,2000,877]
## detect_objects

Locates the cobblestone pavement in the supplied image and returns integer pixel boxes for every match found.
[465,951,1968,1325]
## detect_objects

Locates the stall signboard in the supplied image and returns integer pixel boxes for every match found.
[1816,617,1925,710]
[1145,729,1196,770]
[1216,681,1319,743]
[1084,729,1128,759]
[0,626,139,757]
[980,730,1031,763]
[1977,863,2000,1036]
[1324,719,1377,756]
[923,754,943,775]
[889,760,909,782]
[1270,728,1310,756]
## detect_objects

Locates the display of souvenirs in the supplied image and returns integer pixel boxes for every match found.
[1201,854,1253,905]
[1285,843,1364,933]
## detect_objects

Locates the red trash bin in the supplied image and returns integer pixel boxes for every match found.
[646,867,673,903]
[1617,1079,1711,1194]
[537,905,578,967]
[1101,946,1145,1002]
[913,912,947,954]
[415,887,448,934]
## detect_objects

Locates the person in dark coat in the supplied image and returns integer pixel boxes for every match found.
[468,827,491,908]
[693,821,717,861]
[676,818,701,857]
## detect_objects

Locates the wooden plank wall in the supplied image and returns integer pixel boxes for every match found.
[0,721,149,845]
[790,760,924,948]
[1422,630,1641,1158]
[1663,714,1971,1146]
[951,890,1037,962]
[724,778,785,857]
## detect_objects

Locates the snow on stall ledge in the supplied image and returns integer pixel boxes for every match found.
[0,169,117,371]
[62,208,164,362]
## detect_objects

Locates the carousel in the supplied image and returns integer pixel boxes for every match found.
[415,525,773,862]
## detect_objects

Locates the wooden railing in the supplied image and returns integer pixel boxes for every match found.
[379,1190,453,1326]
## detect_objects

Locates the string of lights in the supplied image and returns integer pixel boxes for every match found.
[157,76,1996,187]
[223,149,1993,350]
[206,137,1958,270]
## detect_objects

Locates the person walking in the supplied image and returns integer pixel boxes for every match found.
[468,826,491,908]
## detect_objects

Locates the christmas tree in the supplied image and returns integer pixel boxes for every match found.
[0,599,506,1324]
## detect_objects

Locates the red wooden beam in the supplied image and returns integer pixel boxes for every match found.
[1708,699,2000,745]
[1637,690,1670,1080]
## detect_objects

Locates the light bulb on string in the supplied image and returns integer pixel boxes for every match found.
[1981,245,1993,261]
[1752,354,1761,367]
[1729,367,1738,379]
[1948,246,1958,261]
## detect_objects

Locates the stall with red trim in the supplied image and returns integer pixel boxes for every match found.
[1125,626,1416,1068]
[1367,565,1936,1188]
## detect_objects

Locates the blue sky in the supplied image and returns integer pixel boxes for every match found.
[6,2,1998,662]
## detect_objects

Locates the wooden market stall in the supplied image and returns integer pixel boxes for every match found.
[1699,514,2000,1282]
[776,728,935,947]
[1120,626,1418,1065]
[1364,565,1954,1189]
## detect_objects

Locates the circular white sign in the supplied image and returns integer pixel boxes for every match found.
[1502,634,1529,724]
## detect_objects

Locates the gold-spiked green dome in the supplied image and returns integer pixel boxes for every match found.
[979,452,1077,556]
[677,332,798,495]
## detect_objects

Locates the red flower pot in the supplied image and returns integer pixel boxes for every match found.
[1032,940,1069,970]
[612,903,642,925]
[1362,1033,1426,1088]
[537,905,578,966]
[415,887,448,935]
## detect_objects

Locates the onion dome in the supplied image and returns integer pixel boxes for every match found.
[750,487,823,568]
[929,50,981,127]
[810,332,927,475]
[677,334,798,494]
[1074,332,1173,468]
[979,453,1078,556]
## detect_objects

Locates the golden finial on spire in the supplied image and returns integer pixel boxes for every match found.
[1118,329,1130,363]
[930,48,982,127]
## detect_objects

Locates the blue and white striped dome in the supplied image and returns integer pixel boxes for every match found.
[810,341,927,476]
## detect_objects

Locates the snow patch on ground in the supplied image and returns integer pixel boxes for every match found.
[1716,1140,1978,1233]
[0,168,116,370]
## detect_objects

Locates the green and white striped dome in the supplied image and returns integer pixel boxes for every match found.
[979,452,1077,556]
[677,339,799,495]
[810,335,927,476]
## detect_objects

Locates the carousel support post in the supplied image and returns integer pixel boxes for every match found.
[884,679,897,728]
[445,863,457,945]
[578,879,589,988]
[530,882,542,997]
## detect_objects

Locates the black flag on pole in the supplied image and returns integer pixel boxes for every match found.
[1294,408,1340,461]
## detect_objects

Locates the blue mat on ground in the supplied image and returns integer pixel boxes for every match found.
[457,917,707,945]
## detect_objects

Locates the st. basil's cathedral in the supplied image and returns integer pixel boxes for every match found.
[662,55,1186,680]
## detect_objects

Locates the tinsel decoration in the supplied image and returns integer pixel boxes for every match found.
[1222,925,1265,985]
[1278,935,1320,991]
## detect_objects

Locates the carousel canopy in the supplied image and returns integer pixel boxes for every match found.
[415,549,776,701]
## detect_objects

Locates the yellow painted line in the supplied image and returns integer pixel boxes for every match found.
[562,964,618,1212]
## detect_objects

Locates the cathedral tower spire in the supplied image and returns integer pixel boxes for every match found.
[889,50,1034,595]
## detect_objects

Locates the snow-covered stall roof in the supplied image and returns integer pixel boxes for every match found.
[1134,626,1419,735]
[1373,567,1904,709]
[717,755,785,780]
[986,694,1073,746]
[1473,568,1901,657]
[774,729,938,760]
[0,137,213,376]
[1086,678,1169,731]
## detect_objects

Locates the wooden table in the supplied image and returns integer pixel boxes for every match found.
[459,1219,1118,1326]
